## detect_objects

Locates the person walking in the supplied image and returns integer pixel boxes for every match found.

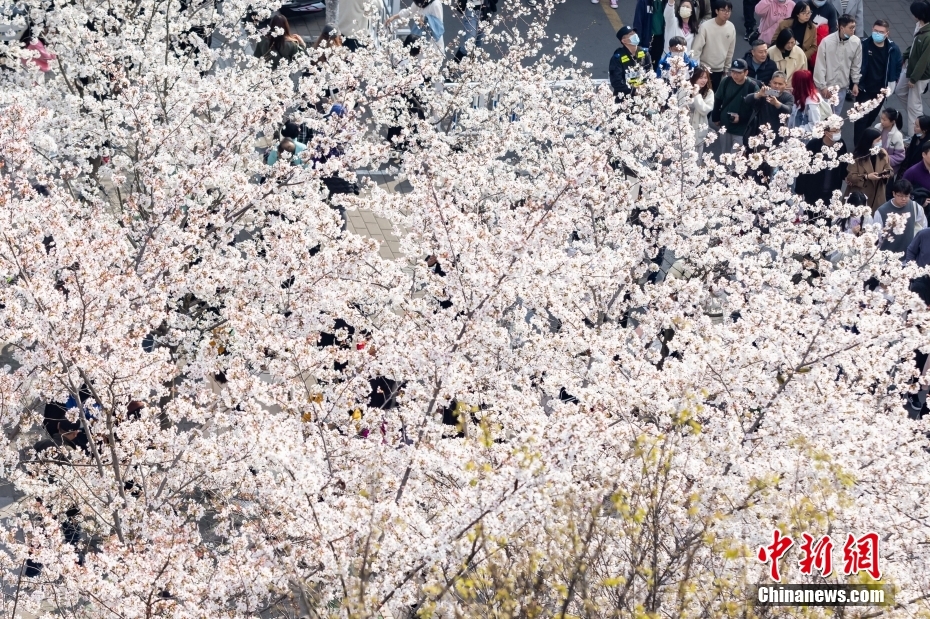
[853,20,903,144]
[679,65,716,155]
[634,0,668,71]
[744,0,761,42]
[692,0,737,89]
[454,0,497,61]
[610,26,653,98]
[385,0,446,52]
[847,127,894,211]
[664,0,700,50]
[896,2,930,135]
[795,119,848,205]
[868,178,928,251]
[754,0,794,45]
[828,0,862,37]
[744,39,778,82]
[774,2,818,64]
[813,14,861,113]
[768,29,807,79]
[337,0,383,50]
[712,59,759,152]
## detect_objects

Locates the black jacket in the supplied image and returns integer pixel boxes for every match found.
[609,45,652,96]
[795,137,849,203]
[743,50,778,85]
[743,89,794,139]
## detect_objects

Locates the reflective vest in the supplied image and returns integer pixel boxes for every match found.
[619,49,648,88]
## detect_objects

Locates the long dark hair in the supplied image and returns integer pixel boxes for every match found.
[854,127,882,159]
[882,108,904,131]
[268,14,297,54]
[677,0,700,33]
[690,65,712,96]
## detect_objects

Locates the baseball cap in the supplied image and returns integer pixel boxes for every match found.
[729,58,749,72]
[616,26,636,41]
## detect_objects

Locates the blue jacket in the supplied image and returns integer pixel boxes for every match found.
[859,37,903,95]
[657,51,698,78]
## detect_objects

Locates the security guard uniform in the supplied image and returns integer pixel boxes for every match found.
[609,45,652,98]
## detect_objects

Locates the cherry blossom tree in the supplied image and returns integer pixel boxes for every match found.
[1,0,929,616]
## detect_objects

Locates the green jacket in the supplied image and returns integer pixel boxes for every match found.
[905,23,930,82]
[712,77,758,137]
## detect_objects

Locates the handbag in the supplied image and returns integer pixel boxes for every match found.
[424,14,444,40]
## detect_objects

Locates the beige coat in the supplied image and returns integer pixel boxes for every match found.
[767,44,807,80]
[773,18,817,63]
[846,150,893,212]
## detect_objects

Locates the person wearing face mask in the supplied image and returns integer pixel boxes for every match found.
[795,120,848,207]
[692,0,737,89]
[664,0,699,51]
[846,127,894,210]
[895,2,930,136]
[813,14,861,113]
[610,26,653,98]
[658,36,699,78]
[753,0,794,45]
[854,20,903,144]
[743,39,778,82]
[867,178,928,252]
[809,0,837,33]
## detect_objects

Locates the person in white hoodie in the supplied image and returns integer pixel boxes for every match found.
[677,65,716,155]
[812,13,862,113]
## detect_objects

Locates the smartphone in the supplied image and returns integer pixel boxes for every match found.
[728,112,737,118]
[764,87,778,97]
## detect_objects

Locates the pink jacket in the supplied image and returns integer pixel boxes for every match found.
[755,0,795,44]
[22,41,56,72]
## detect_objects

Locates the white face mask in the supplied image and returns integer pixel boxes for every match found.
[679,6,692,17]
[831,132,842,141]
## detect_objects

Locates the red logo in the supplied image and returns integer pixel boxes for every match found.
[757,531,881,581]
[758,530,794,582]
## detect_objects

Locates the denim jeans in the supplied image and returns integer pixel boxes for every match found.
[457,7,484,55]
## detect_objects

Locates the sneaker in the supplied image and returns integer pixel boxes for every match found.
[591,0,598,4]
[610,0,617,6]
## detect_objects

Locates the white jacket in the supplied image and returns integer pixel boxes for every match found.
[813,31,862,89]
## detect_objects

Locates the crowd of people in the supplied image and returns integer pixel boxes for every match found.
[616,0,930,416]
